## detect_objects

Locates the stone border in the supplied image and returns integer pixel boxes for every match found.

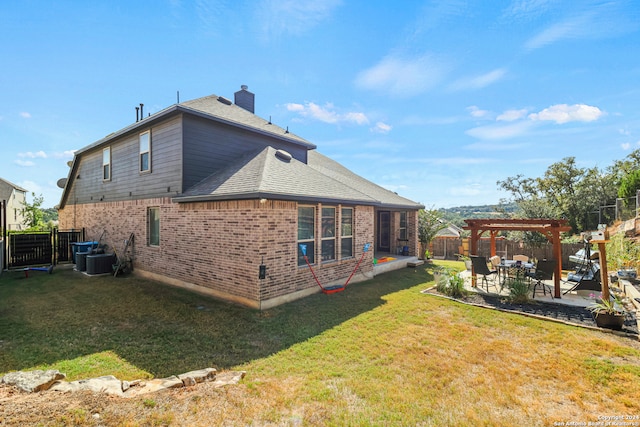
[1,368,246,398]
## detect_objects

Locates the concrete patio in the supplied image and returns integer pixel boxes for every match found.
[458,269,603,308]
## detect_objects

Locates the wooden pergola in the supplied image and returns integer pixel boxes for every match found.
[462,218,572,298]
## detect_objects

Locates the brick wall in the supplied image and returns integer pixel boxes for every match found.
[58,199,375,308]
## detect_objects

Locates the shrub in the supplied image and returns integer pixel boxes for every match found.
[508,273,530,304]
[436,269,468,298]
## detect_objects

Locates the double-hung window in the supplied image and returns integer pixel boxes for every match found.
[102,147,111,181]
[139,131,151,173]
[321,207,336,262]
[297,206,315,266]
[399,211,407,240]
[341,208,353,258]
[148,207,160,246]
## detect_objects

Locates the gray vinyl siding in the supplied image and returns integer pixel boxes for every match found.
[182,115,308,190]
[67,116,183,204]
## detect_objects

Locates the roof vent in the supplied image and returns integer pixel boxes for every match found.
[275,149,292,162]
[217,96,232,105]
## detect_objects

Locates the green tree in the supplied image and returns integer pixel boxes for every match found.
[21,192,44,229]
[498,158,617,235]
[418,208,448,258]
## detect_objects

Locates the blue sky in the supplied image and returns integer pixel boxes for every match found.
[1,1,639,209]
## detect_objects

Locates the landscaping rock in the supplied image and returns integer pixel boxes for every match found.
[1,370,66,393]
[212,371,246,388]
[123,375,184,397]
[2,368,244,398]
[51,375,126,397]
[178,367,216,386]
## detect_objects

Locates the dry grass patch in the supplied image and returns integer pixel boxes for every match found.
[2,262,640,425]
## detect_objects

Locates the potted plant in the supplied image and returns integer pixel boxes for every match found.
[433,265,448,283]
[587,294,626,330]
[456,254,472,271]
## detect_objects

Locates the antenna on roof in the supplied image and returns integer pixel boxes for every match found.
[268,115,271,124]
[177,91,180,104]
[285,126,289,134]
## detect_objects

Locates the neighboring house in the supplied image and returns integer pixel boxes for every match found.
[58,86,423,309]
[0,178,27,230]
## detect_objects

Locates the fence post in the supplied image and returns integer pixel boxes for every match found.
[1,200,5,272]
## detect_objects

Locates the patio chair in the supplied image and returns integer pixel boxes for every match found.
[513,254,529,262]
[526,259,556,298]
[470,255,498,291]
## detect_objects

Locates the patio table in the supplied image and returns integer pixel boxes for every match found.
[497,260,535,290]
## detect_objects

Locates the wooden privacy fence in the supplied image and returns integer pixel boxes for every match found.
[431,237,583,269]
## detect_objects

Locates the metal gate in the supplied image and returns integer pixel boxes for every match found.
[8,232,53,268]
[4,228,85,269]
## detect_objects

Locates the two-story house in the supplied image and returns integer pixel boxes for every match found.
[57,86,423,309]
[0,178,27,231]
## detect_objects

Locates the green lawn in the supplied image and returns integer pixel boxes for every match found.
[1,262,640,425]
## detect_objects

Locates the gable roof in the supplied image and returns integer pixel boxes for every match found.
[180,95,315,149]
[74,94,315,158]
[175,147,423,209]
[0,178,28,193]
[306,151,423,209]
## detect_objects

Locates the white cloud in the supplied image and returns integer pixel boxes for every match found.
[257,0,342,40]
[524,3,638,50]
[466,121,533,140]
[355,53,448,97]
[450,68,507,91]
[286,102,369,125]
[286,103,305,112]
[52,150,77,159]
[621,141,640,151]
[344,112,369,125]
[20,112,31,119]
[18,151,47,159]
[528,104,603,124]
[497,109,528,122]
[467,106,491,119]
[15,159,35,167]
[371,122,392,134]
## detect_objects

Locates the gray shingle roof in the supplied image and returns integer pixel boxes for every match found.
[181,95,315,149]
[175,147,423,209]
[75,93,315,156]
[0,178,28,193]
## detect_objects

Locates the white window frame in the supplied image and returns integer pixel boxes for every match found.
[148,206,160,246]
[399,211,408,241]
[102,147,111,181]
[139,131,151,174]
[341,207,353,259]
[297,205,315,266]
[321,206,336,262]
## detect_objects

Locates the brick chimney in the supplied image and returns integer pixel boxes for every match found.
[234,85,255,113]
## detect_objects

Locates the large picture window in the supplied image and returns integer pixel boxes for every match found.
[148,207,160,246]
[321,207,336,262]
[102,147,111,181]
[341,207,353,258]
[298,206,315,266]
[139,131,151,173]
